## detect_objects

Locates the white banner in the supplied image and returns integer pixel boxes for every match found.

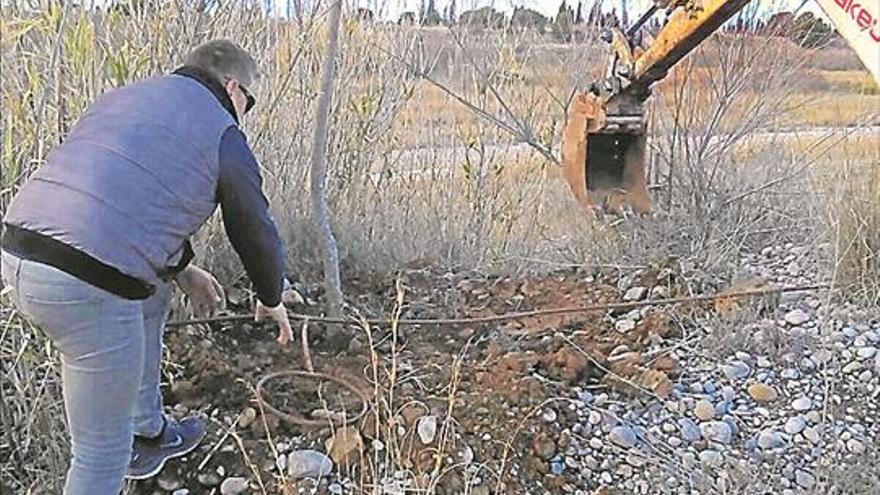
[814,0,880,84]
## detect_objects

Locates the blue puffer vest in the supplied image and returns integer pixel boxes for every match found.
[3,68,237,295]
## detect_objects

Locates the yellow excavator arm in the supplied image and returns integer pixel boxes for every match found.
[562,0,879,216]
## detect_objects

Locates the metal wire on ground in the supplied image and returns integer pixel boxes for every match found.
[166,283,829,328]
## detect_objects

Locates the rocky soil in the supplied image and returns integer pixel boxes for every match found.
[128,243,879,495]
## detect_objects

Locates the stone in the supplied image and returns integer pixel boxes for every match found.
[694,400,716,421]
[757,430,785,450]
[158,474,182,491]
[589,438,603,450]
[197,473,221,487]
[287,450,333,479]
[792,397,813,411]
[650,286,668,298]
[803,427,820,444]
[721,386,736,402]
[801,358,816,371]
[757,357,772,368]
[735,351,752,361]
[699,450,723,468]
[238,407,257,429]
[703,380,718,394]
[795,470,816,490]
[282,286,305,306]
[417,415,438,445]
[781,368,800,380]
[172,490,190,495]
[588,411,602,425]
[858,369,873,382]
[843,361,862,374]
[578,390,594,403]
[748,383,778,402]
[679,418,702,442]
[700,421,733,445]
[847,439,866,454]
[784,416,806,435]
[458,444,474,465]
[813,349,832,365]
[722,361,751,380]
[857,347,877,359]
[624,287,648,301]
[609,426,638,449]
[626,454,645,468]
[220,477,249,495]
[723,415,740,441]
[784,309,811,326]
[542,408,558,423]
[583,455,600,470]
[615,319,637,333]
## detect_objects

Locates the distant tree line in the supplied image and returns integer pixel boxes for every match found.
[386,0,629,42]
[354,2,838,47]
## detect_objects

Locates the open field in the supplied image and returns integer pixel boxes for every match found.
[1,2,879,494]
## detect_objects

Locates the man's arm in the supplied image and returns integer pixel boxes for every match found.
[217,126,286,307]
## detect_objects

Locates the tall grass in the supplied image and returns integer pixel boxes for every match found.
[828,158,880,306]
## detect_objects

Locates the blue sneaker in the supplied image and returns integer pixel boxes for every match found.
[126,415,206,480]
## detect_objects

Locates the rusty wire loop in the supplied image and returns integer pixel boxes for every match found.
[255,370,370,428]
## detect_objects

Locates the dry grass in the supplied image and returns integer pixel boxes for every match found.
[825,159,880,306]
[0,305,68,494]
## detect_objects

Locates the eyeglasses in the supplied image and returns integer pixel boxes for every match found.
[239,84,255,115]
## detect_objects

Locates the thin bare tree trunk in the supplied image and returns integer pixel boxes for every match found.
[308,0,344,320]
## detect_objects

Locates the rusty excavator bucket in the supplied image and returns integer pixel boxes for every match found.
[561,91,652,216]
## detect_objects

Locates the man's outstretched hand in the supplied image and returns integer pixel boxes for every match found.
[175,265,225,318]
[255,301,293,345]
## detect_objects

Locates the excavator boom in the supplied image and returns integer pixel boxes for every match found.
[626,0,750,102]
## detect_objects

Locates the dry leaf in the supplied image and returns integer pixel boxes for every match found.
[325,426,363,465]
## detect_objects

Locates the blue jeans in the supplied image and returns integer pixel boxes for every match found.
[1,251,172,495]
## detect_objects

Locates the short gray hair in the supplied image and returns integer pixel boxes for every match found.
[185,39,259,88]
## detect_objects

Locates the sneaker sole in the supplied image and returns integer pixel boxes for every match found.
[124,432,205,481]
